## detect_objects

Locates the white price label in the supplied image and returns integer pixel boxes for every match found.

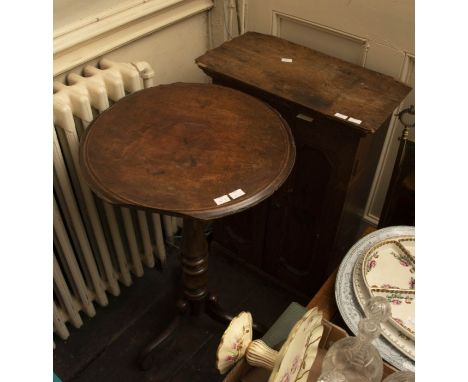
[334,112,348,120]
[348,117,362,125]
[229,189,246,199]
[214,195,230,205]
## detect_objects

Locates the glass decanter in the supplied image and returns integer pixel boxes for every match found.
[318,296,391,382]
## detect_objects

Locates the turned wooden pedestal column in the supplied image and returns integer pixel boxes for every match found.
[79,82,295,369]
[180,218,209,315]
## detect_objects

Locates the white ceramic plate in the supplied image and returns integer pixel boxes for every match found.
[354,250,415,360]
[269,307,323,382]
[361,238,415,340]
[360,236,416,340]
[335,226,415,372]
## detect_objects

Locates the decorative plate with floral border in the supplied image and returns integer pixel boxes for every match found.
[361,238,415,340]
[268,307,323,382]
[353,248,415,360]
[216,311,252,374]
[335,226,415,372]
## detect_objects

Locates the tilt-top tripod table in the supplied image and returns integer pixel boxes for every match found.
[79,83,295,370]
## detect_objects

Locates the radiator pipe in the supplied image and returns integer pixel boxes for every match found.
[132,61,155,88]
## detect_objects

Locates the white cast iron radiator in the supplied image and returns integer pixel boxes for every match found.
[53,59,180,340]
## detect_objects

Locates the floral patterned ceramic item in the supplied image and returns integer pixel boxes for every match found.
[361,238,415,340]
[353,253,415,360]
[372,290,414,338]
[216,308,323,381]
[268,307,323,382]
[216,311,252,374]
[336,226,415,372]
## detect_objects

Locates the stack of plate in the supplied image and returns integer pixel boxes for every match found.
[335,226,415,372]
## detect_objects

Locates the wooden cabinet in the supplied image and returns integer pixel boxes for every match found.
[196,32,411,296]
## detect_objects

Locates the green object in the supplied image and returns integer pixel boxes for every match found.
[261,302,306,348]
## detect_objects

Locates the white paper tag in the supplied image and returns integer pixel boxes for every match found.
[281,58,293,63]
[334,112,348,120]
[348,117,362,125]
[214,195,230,205]
[229,189,246,199]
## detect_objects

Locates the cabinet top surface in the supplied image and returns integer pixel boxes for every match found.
[196,32,411,134]
[79,83,295,220]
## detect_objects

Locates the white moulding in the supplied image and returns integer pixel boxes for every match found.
[54,0,213,76]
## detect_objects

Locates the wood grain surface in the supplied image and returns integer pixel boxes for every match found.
[196,32,411,134]
[80,83,295,220]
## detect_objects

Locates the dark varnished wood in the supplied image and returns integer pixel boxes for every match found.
[196,32,411,135]
[206,294,268,336]
[197,33,412,296]
[261,115,360,294]
[79,82,295,370]
[138,315,181,371]
[80,82,295,220]
[181,218,209,314]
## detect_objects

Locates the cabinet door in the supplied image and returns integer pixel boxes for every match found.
[211,199,268,267]
[263,115,358,295]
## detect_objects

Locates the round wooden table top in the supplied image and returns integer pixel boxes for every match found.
[80,83,295,220]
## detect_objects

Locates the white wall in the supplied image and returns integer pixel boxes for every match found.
[54,0,213,84]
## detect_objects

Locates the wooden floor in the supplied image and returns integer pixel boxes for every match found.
[54,243,307,382]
